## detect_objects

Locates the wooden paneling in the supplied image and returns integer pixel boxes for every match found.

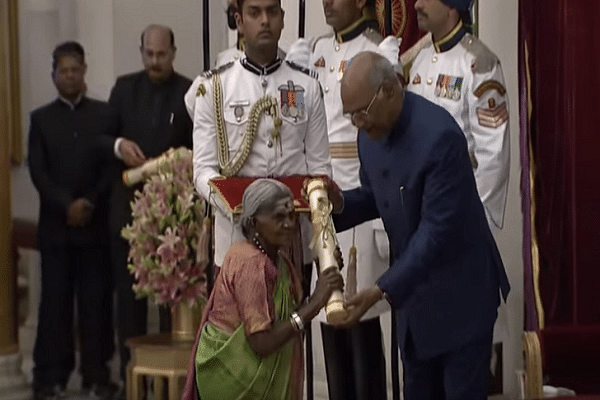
[0,0,17,354]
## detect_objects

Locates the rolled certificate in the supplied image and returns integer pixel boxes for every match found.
[122,147,190,186]
[307,178,347,324]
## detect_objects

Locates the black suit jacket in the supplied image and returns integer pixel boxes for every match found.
[28,97,117,249]
[106,71,193,236]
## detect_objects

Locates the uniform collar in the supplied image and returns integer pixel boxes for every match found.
[335,11,379,43]
[433,20,466,53]
[241,56,283,76]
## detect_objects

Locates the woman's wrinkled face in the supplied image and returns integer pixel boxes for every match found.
[254,196,296,248]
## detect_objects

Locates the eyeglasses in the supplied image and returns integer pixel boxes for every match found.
[346,85,382,126]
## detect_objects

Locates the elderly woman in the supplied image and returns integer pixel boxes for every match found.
[191,178,343,400]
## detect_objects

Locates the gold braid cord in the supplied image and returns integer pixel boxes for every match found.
[213,73,281,177]
[309,197,336,252]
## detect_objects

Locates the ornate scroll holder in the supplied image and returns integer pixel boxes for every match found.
[122,147,190,186]
[307,178,348,324]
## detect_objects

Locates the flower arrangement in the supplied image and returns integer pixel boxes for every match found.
[121,148,208,308]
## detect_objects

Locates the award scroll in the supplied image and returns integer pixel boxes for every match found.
[122,147,190,186]
[306,178,347,324]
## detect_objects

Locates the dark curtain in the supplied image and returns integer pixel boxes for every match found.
[520,0,600,328]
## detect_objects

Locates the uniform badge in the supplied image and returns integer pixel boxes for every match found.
[476,101,508,128]
[278,80,306,121]
[434,74,444,96]
[196,83,206,97]
[337,60,347,81]
[435,74,463,100]
[474,80,507,98]
[450,76,463,100]
[314,57,325,68]
[229,100,250,122]
[434,74,449,97]
[412,74,421,85]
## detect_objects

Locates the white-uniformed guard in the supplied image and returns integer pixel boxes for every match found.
[185,1,331,269]
[311,4,390,322]
[215,0,286,67]
[405,0,509,236]
[288,1,400,398]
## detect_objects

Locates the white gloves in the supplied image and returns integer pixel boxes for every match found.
[286,38,311,68]
[377,36,403,75]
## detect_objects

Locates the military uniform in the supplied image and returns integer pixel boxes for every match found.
[310,19,391,322]
[215,46,243,67]
[308,16,391,400]
[185,56,331,266]
[406,21,509,233]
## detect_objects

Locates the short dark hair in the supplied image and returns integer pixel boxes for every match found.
[236,0,281,11]
[52,41,85,71]
[140,26,175,48]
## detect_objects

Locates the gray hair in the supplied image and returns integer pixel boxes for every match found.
[239,178,294,238]
[366,53,396,91]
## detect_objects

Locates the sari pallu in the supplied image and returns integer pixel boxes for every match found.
[195,257,299,399]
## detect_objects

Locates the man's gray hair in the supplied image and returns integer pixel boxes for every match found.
[239,178,293,238]
[366,53,396,90]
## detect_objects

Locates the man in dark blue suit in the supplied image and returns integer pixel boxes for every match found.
[328,51,510,400]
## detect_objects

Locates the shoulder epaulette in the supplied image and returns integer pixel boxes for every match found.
[400,33,433,82]
[401,33,433,69]
[363,27,383,45]
[200,61,234,79]
[311,32,334,52]
[286,60,318,80]
[461,34,499,74]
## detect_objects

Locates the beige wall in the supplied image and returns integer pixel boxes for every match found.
[479,0,523,397]
[11,0,522,398]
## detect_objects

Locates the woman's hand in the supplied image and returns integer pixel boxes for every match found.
[310,267,344,310]
[246,266,343,358]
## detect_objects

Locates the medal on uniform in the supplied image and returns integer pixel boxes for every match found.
[278,80,306,122]
[337,60,347,81]
[447,76,457,99]
[229,100,250,122]
[441,75,451,98]
[452,77,463,100]
[412,74,421,85]
[434,74,444,97]
[314,57,325,68]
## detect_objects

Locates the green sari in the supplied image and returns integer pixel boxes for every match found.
[195,257,297,400]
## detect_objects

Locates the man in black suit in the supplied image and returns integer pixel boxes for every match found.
[28,41,117,400]
[107,24,193,385]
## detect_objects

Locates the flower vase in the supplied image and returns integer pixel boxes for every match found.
[171,301,202,341]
